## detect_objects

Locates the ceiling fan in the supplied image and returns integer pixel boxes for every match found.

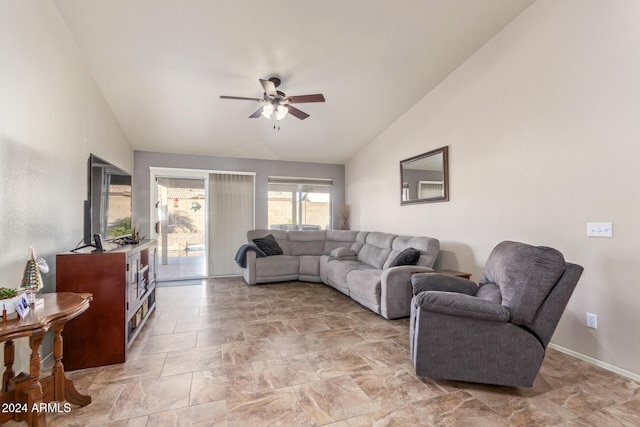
[220,77,325,121]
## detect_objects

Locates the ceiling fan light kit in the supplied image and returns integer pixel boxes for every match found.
[221,77,325,127]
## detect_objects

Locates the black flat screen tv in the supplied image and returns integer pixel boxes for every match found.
[83,154,132,245]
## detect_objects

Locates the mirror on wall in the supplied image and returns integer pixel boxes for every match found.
[400,146,449,205]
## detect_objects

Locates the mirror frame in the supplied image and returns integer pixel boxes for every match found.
[400,146,449,205]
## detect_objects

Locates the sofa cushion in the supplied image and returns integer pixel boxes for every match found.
[389,248,421,267]
[347,269,382,310]
[384,236,440,269]
[288,230,327,256]
[248,229,290,255]
[323,230,360,254]
[299,255,321,277]
[326,259,376,289]
[252,234,284,256]
[357,232,395,269]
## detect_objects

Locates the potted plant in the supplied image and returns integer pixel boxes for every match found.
[0,287,20,315]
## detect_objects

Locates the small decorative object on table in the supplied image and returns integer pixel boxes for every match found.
[20,246,49,306]
[14,293,30,318]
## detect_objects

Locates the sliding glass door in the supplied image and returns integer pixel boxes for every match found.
[152,168,255,280]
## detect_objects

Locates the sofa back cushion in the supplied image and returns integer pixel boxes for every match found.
[247,229,290,255]
[323,230,361,254]
[383,236,440,269]
[480,241,566,325]
[289,230,327,256]
[357,232,396,269]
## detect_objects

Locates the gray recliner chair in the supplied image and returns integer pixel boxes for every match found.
[409,241,583,387]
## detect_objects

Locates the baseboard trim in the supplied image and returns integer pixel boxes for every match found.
[549,343,640,382]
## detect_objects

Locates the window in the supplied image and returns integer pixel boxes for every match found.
[417,180,444,199]
[268,178,332,230]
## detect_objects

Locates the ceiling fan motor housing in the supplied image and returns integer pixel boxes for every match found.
[268,77,281,87]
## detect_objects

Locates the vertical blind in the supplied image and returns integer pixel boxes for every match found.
[208,173,254,276]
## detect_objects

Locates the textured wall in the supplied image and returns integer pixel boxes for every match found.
[347,0,640,377]
[0,0,132,369]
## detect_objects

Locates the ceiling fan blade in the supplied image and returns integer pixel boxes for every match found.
[287,94,325,104]
[259,79,278,97]
[287,105,310,120]
[249,107,264,118]
[220,95,263,101]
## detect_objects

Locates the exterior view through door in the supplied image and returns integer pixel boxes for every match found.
[156,177,207,281]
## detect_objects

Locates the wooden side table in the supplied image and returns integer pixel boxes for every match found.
[0,292,92,427]
[433,269,472,280]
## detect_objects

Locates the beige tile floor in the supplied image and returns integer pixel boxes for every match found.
[156,255,206,281]
[24,277,640,425]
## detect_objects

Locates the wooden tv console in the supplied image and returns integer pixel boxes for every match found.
[56,240,156,370]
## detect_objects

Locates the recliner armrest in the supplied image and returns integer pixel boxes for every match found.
[414,291,511,322]
[412,273,478,296]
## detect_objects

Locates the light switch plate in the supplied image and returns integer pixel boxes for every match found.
[587,222,613,237]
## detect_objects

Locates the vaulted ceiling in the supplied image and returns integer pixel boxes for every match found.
[54,0,533,164]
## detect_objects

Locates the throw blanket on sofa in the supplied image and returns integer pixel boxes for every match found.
[234,244,266,268]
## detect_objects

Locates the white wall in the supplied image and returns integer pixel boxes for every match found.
[346,0,640,377]
[0,0,132,368]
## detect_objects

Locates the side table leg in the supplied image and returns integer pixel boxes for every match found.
[52,323,91,407]
[27,330,46,427]
[3,339,15,392]
[52,323,65,401]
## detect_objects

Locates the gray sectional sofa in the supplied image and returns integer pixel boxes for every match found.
[242,229,440,319]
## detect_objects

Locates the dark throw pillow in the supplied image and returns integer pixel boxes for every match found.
[252,234,284,256]
[389,248,421,267]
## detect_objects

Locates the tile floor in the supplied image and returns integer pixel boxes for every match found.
[27,277,640,425]
[156,255,206,281]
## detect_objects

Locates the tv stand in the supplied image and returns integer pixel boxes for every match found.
[56,240,157,370]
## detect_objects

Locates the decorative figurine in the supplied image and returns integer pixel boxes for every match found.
[20,246,48,305]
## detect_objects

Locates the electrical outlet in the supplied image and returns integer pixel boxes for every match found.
[586,312,598,329]
[587,222,613,237]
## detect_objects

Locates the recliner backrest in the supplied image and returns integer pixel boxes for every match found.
[479,241,566,325]
[527,262,583,347]
[247,229,291,255]
[384,235,440,269]
[288,230,327,256]
[323,230,360,254]
[357,232,396,269]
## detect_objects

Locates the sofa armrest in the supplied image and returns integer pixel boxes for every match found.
[326,247,357,262]
[242,250,257,285]
[411,273,478,296]
[414,291,511,322]
[330,247,356,257]
[380,265,434,319]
